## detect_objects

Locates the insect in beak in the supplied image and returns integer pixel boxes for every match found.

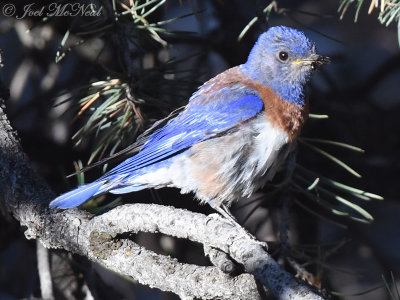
[311,55,330,70]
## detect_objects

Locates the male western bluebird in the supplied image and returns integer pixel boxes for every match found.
[50,26,327,224]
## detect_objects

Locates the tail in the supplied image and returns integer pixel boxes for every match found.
[49,181,105,209]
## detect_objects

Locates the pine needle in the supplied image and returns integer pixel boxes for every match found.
[296,165,383,200]
[294,176,373,223]
[300,137,365,153]
[309,113,329,119]
[299,140,362,178]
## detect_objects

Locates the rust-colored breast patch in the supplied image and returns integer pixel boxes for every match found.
[192,67,308,140]
[253,83,309,140]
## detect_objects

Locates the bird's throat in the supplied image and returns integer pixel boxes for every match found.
[271,82,305,106]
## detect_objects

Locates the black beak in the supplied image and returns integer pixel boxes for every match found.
[311,55,330,70]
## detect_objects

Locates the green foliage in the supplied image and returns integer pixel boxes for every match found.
[338,0,400,45]
[55,0,193,63]
[290,131,383,225]
[382,272,400,300]
[238,1,279,41]
[54,0,198,164]
[72,78,136,165]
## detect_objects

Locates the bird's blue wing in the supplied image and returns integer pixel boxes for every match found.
[49,92,264,208]
[106,93,264,176]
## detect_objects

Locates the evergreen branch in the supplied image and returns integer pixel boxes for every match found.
[300,137,365,152]
[309,182,373,222]
[238,1,278,41]
[338,0,400,45]
[296,165,383,201]
[292,182,351,218]
[298,140,362,178]
[293,174,374,223]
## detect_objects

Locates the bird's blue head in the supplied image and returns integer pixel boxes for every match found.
[241,26,327,106]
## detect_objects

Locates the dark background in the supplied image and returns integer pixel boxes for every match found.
[0,0,400,299]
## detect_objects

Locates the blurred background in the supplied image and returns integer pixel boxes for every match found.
[0,0,400,299]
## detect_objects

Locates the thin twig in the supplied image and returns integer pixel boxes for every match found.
[36,240,54,300]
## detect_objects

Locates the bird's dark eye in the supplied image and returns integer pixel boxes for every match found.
[278,51,289,61]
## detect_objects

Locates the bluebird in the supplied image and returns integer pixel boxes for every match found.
[50,26,327,224]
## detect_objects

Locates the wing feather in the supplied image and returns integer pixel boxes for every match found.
[104,93,264,177]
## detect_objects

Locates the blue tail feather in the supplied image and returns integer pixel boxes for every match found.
[109,184,146,194]
[49,181,105,209]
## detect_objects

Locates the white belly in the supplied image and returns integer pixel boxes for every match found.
[127,114,291,207]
